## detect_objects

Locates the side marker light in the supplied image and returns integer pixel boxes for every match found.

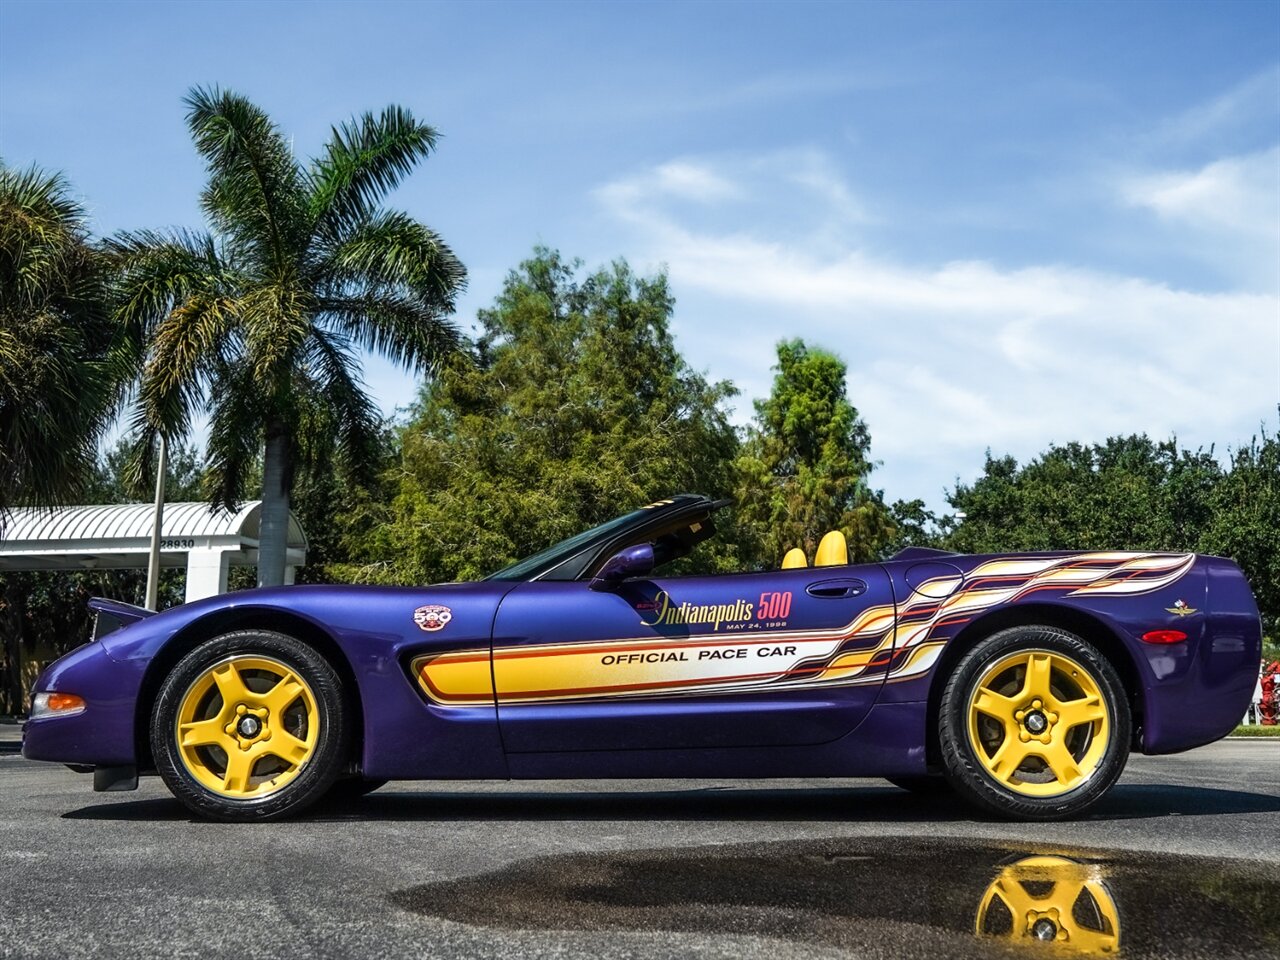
[1141,629,1188,644]
[30,692,86,719]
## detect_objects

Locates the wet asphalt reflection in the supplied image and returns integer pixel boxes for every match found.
[391,836,1280,959]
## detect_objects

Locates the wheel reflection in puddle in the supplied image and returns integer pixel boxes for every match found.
[976,856,1119,954]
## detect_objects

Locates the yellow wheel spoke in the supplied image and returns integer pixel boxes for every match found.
[972,687,1019,719]
[211,661,252,706]
[990,879,1040,921]
[1022,652,1052,699]
[222,748,256,793]
[179,717,227,748]
[267,730,312,768]
[263,673,305,715]
[987,735,1028,781]
[1055,693,1105,730]
[1060,919,1116,953]
[1040,740,1085,786]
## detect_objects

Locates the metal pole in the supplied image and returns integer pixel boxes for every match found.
[144,435,167,611]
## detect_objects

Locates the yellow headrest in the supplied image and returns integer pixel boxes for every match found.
[815,530,848,567]
[781,547,808,569]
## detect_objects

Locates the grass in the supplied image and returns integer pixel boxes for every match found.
[1231,724,1280,737]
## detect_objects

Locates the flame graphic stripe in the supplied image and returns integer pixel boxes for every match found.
[414,551,1195,706]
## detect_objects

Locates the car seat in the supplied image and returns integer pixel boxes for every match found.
[815,530,848,566]
[781,547,808,569]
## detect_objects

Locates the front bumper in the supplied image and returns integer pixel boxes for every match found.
[22,641,146,767]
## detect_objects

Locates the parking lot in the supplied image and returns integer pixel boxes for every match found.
[1,728,1277,959]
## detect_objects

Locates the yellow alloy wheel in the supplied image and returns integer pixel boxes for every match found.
[966,649,1110,798]
[174,655,319,799]
[975,855,1120,954]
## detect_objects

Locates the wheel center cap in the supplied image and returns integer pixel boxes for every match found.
[1031,918,1058,941]
[238,715,262,738]
[1025,711,1048,734]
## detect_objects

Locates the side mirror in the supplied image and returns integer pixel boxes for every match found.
[589,543,655,591]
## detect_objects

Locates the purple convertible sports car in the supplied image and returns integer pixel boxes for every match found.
[23,494,1262,821]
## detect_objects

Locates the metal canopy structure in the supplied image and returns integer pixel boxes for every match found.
[0,502,307,601]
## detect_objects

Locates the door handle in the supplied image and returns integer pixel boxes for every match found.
[806,579,867,599]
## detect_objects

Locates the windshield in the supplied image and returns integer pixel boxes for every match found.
[484,506,654,581]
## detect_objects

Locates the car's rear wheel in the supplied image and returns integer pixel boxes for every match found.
[938,625,1129,821]
[151,629,349,822]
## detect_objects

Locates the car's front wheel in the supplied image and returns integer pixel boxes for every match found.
[938,625,1130,821]
[151,629,350,822]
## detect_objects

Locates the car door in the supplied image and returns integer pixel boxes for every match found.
[492,563,897,753]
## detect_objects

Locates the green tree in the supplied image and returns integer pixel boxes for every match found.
[342,249,740,584]
[0,163,119,515]
[946,436,1223,554]
[1201,430,1280,645]
[734,339,894,566]
[883,497,944,556]
[289,421,397,584]
[110,87,465,587]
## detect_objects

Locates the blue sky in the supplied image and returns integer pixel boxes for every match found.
[2,0,1277,511]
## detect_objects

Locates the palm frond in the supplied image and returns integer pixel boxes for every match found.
[0,164,89,311]
[183,86,306,272]
[298,327,382,481]
[0,162,117,512]
[319,209,466,307]
[238,282,313,384]
[106,228,226,333]
[140,291,238,432]
[202,358,266,511]
[309,105,439,239]
[318,291,461,372]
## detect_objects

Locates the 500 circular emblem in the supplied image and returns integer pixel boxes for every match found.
[414,604,453,631]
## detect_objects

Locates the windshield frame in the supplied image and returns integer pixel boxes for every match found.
[483,506,656,582]
[482,495,722,582]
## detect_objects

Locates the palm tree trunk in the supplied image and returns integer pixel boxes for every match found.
[257,423,291,588]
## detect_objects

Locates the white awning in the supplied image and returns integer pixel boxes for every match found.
[0,501,306,573]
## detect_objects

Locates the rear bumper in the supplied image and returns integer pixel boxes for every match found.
[21,641,144,767]
[1140,557,1262,754]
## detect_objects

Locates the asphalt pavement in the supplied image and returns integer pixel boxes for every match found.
[1,725,1277,960]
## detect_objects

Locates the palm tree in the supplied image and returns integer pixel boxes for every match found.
[112,88,465,587]
[0,163,119,516]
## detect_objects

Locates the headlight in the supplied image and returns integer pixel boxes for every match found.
[30,691,86,719]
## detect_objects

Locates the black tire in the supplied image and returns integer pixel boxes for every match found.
[886,775,952,795]
[938,625,1130,821]
[151,629,350,822]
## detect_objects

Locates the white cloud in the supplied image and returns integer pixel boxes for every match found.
[598,160,742,207]
[1121,146,1280,290]
[595,154,1280,509]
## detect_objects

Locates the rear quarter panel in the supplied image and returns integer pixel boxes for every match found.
[873,551,1260,754]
